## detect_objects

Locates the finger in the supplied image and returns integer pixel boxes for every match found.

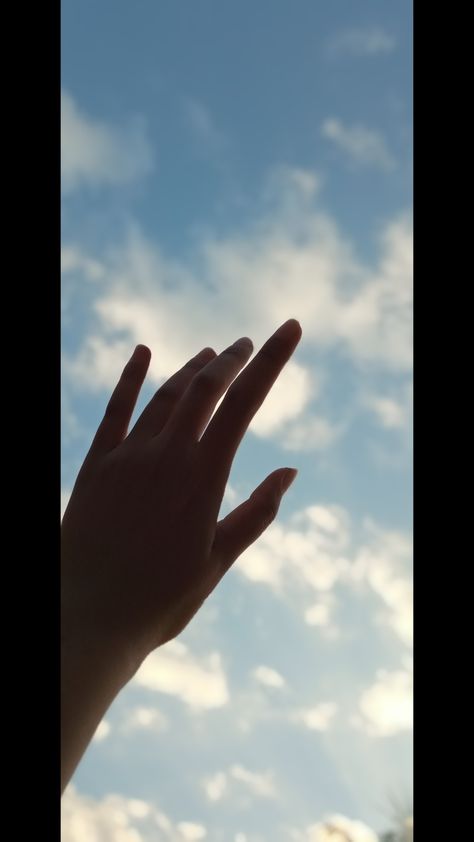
[211,467,298,574]
[127,346,217,441]
[163,336,254,442]
[87,345,151,457]
[200,319,302,489]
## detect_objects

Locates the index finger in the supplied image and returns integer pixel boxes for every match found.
[199,318,302,482]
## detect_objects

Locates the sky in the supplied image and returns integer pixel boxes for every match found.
[61,2,413,840]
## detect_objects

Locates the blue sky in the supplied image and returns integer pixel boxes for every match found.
[61,2,413,840]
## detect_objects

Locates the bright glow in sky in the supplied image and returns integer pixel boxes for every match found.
[61,2,412,839]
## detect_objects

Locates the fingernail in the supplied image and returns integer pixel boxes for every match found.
[233,337,253,353]
[195,347,216,362]
[277,319,302,340]
[134,344,150,357]
[280,468,298,494]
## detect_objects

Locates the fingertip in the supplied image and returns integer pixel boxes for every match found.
[280,467,298,493]
[273,318,302,345]
[195,346,217,363]
[134,344,152,362]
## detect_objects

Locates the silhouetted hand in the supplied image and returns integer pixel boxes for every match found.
[61,318,301,790]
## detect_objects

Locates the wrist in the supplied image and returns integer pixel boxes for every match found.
[61,602,143,694]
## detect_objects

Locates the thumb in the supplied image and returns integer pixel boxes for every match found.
[212,467,298,573]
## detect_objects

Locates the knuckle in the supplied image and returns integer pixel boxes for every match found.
[222,343,245,360]
[187,357,207,373]
[104,395,125,418]
[261,496,280,527]
[222,383,249,415]
[258,336,286,366]
[194,368,218,392]
[156,382,179,403]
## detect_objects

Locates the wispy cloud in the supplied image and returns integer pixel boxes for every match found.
[251,665,286,689]
[183,97,226,155]
[62,167,412,438]
[322,118,395,171]
[120,705,168,734]
[365,395,409,430]
[61,90,153,193]
[202,764,277,803]
[326,26,396,58]
[293,702,338,732]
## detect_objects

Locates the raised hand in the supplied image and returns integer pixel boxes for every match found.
[61,318,302,790]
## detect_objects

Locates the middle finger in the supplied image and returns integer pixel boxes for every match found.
[163,335,254,442]
[199,318,302,481]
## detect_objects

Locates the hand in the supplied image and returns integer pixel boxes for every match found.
[61,319,301,788]
[62,319,301,665]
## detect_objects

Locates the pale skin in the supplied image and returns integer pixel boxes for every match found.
[61,317,302,793]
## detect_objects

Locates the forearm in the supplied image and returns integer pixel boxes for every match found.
[61,619,137,793]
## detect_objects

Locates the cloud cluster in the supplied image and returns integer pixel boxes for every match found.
[62,167,412,426]
[290,814,378,842]
[237,503,412,651]
[61,786,207,842]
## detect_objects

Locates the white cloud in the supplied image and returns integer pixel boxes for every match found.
[327,27,396,57]
[133,640,229,710]
[338,214,412,369]
[176,823,207,841]
[93,718,111,742]
[62,245,105,281]
[61,785,206,842]
[322,118,395,171]
[290,814,378,842]
[280,415,341,451]
[229,764,276,798]
[64,335,138,392]
[236,502,412,652]
[350,522,413,647]
[304,600,340,639]
[61,90,153,193]
[294,702,337,732]
[304,601,331,627]
[120,706,168,734]
[62,167,412,433]
[251,665,286,689]
[236,538,285,590]
[202,765,276,803]
[238,504,351,596]
[202,771,228,802]
[361,380,412,432]
[365,396,408,429]
[247,360,313,436]
[355,667,413,737]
